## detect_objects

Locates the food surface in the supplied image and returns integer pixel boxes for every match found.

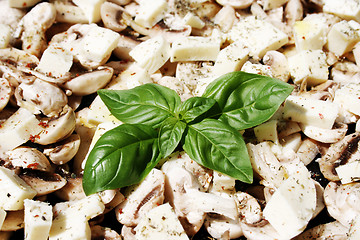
[0,0,360,239]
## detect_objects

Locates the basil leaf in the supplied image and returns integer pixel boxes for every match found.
[82,124,161,195]
[183,119,253,183]
[158,117,187,158]
[202,71,293,130]
[98,83,181,129]
[176,97,221,123]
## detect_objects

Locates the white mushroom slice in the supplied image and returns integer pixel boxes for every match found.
[62,66,114,96]
[293,220,349,240]
[318,132,360,181]
[1,210,24,232]
[8,0,42,8]
[20,172,67,196]
[7,147,52,172]
[263,50,290,82]
[212,5,236,33]
[0,78,12,111]
[215,0,253,9]
[284,0,303,25]
[103,190,125,213]
[35,105,76,145]
[0,48,39,70]
[54,177,86,201]
[101,2,127,32]
[43,134,81,165]
[240,220,283,240]
[204,215,243,240]
[50,0,88,24]
[324,182,360,226]
[115,169,166,227]
[121,225,136,240]
[90,225,122,240]
[15,78,68,117]
[0,1,26,31]
[300,123,348,143]
[113,35,140,61]
[235,192,262,225]
[17,2,56,57]
[296,138,320,165]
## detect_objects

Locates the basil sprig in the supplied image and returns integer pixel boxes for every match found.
[83,71,293,195]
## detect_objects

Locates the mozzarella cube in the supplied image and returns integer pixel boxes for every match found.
[262,0,289,10]
[81,26,120,64]
[0,108,43,155]
[0,167,36,210]
[36,44,73,78]
[0,209,6,229]
[8,0,41,8]
[227,16,288,60]
[254,120,279,144]
[0,24,11,49]
[336,161,360,184]
[134,0,167,28]
[213,41,250,76]
[288,50,328,86]
[129,36,170,74]
[241,61,273,77]
[281,133,302,152]
[334,83,360,116]
[24,199,53,240]
[85,95,120,127]
[72,0,104,23]
[135,203,189,240]
[283,96,338,129]
[263,163,316,239]
[326,20,360,56]
[293,20,327,51]
[183,12,205,29]
[212,171,236,192]
[171,36,220,62]
[324,0,360,22]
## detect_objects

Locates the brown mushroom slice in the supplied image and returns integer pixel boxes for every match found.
[90,225,122,240]
[54,177,86,201]
[19,170,67,196]
[35,105,76,145]
[7,146,52,172]
[0,231,12,240]
[43,134,81,165]
[318,132,360,181]
[0,78,12,112]
[101,2,127,32]
[14,78,68,117]
[1,210,24,232]
[62,66,114,96]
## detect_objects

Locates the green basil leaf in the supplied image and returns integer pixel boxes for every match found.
[82,124,161,195]
[158,117,187,158]
[183,119,253,183]
[202,71,293,130]
[176,97,221,123]
[98,83,181,129]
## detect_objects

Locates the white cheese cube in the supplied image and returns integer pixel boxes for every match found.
[85,95,120,127]
[170,36,220,62]
[36,44,73,78]
[263,163,316,239]
[0,108,43,155]
[24,199,53,240]
[293,20,327,51]
[227,16,288,60]
[134,0,167,28]
[0,209,6,229]
[254,120,279,144]
[283,96,338,129]
[326,20,360,57]
[281,133,302,152]
[80,25,120,64]
[288,50,328,86]
[134,203,189,240]
[241,61,273,77]
[49,215,91,240]
[0,167,36,211]
[213,41,250,76]
[8,0,41,8]
[335,161,360,184]
[262,0,289,10]
[334,83,360,116]
[212,171,235,192]
[72,0,104,23]
[183,12,205,29]
[129,35,170,74]
[324,0,360,22]
[0,24,11,49]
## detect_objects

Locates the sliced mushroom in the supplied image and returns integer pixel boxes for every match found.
[34,105,76,145]
[16,2,56,57]
[50,0,88,24]
[285,0,304,25]
[19,170,67,196]
[121,225,136,240]
[90,225,122,240]
[212,5,237,33]
[54,177,86,201]
[300,123,348,143]
[1,210,24,232]
[215,0,253,9]
[204,214,243,240]
[263,50,290,82]
[296,138,320,165]
[0,78,12,112]
[62,66,114,96]
[14,78,68,117]
[293,220,349,240]
[0,1,26,31]
[0,48,39,71]
[7,146,52,172]
[103,190,125,213]
[115,169,165,227]
[318,132,360,181]
[43,134,81,165]
[113,35,140,61]
[101,2,127,32]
